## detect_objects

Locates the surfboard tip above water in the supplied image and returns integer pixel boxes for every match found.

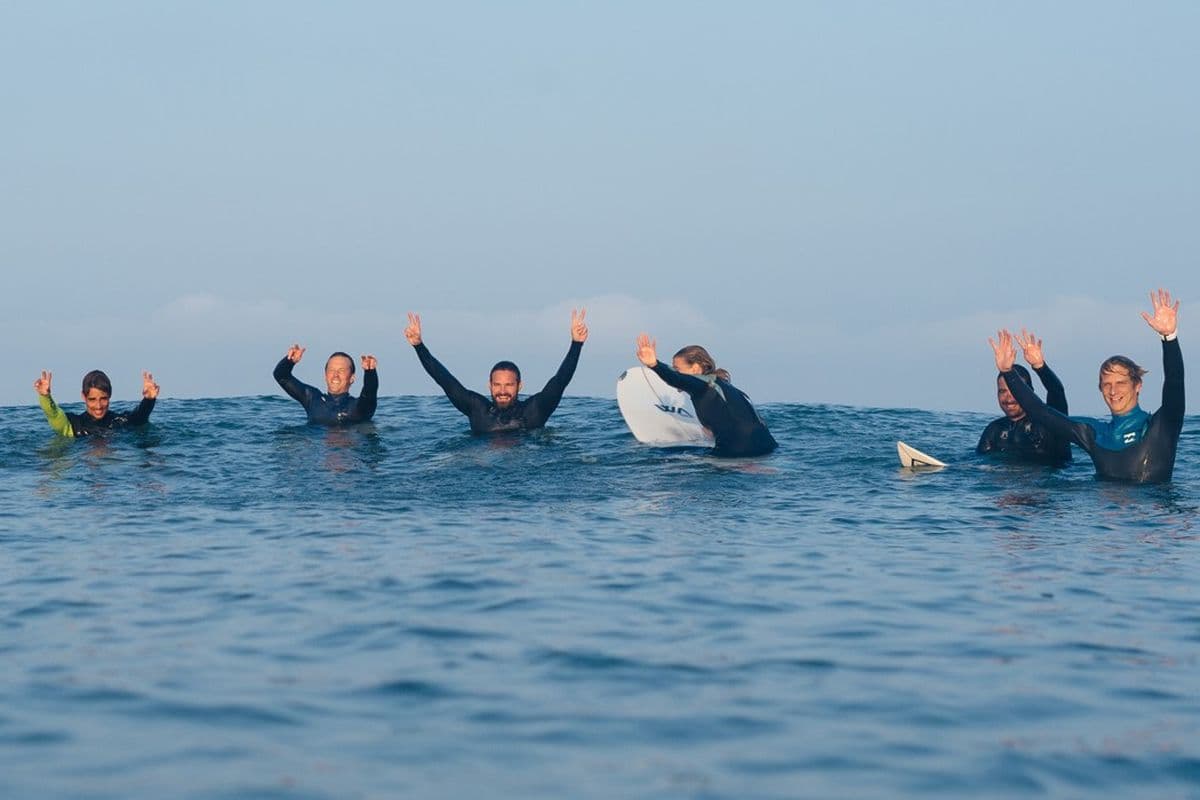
[897,440,947,469]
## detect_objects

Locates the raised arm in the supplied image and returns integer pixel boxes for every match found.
[33,370,75,437]
[1159,337,1184,431]
[273,344,320,408]
[526,310,587,407]
[357,354,379,420]
[407,314,486,416]
[123,371,159,426]
[523,337,584,424]
[1017,329,1068,414]
[1034,364,1068,414]
[1145,290,1184,432]
[993,330,1082,445]
[636,333,710,398]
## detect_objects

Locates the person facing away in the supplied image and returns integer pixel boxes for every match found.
[34,368,159,437]
[991,288,1184,483]
[273,345,378,425]
[635,334,777,457]
[404,309,587,434]
[976,328,1071,465]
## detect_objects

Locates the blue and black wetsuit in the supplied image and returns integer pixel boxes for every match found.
[1002,337,1184,483]
[413,341,582,434]
[649,362,777,457]
[38,394,155,437]
[976,363,1072,465]
[273,358,378,426]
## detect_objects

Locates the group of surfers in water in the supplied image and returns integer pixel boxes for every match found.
[32,288,1185,483]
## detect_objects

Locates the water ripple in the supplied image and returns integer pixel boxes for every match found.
[1,398,1198,798]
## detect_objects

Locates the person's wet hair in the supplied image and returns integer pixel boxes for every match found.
[81,370,112,396]
[490,361,521,382]
[673,345,731,382]
[1098,355,1147,387]
[326,352,355,375]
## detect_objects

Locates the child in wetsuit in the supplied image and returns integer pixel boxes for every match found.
[33,369,159,437]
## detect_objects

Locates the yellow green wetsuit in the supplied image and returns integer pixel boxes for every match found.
[38,394,156,437]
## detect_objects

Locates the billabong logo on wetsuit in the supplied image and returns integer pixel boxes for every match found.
[655,403,694,418]
[1123,431,1138,445]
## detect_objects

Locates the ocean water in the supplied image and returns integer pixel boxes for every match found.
[2,395,1198,799]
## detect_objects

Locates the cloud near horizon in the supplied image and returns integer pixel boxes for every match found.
[6,292,1193,413]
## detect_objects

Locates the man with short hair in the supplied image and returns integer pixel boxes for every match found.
[404,309,587,434]
[273,345,378,425]
[976,329,1071,465]
[991,289,1184,483]
[34,368,159,437]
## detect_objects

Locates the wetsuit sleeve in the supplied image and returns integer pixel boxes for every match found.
[521,340,584,425]
[649,361,710,401]
[38,394,75,438]
[1003,369,1091,449]
[1034,362,1068,414]
[1157,337,1184,434]
[357,368,379,421]
[413,343,488,417]
[273,357,320,410]
[123,397,156,427]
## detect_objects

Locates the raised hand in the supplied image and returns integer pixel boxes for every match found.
[1015,328,1046,369]
[33,370,52,396]
[636,333,658,368]
[404,313,422,346]
[989,329,1017,373]
[142,371,160,399]
[286,344,306,363]
[1141,288,1179,337]
[361,354,377,371]
[571,308,589,343]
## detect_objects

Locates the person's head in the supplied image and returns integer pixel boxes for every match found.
[489,361,522,408]
[672,345,731,381]
[995,364,1032,421]
[80,370,113,420]
[324,352,355,395]
[1098,355,1146,416]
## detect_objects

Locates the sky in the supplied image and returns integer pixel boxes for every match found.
[3,1,1198,414]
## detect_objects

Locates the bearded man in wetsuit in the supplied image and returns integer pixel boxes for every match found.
[274,345,378,425]
[404,309,587,434]
[990,288,1184,483]
[976,329,1071,465]
[34,368,159,437]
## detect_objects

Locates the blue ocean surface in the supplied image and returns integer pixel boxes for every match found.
[2,395,1199,799]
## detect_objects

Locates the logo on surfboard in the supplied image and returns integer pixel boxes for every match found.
[655,403,695,418]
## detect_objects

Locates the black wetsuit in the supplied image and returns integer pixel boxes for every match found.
[62,399,155,436]
[413,341,582,434]
[650,362,777,457]
[273,358,378,426]
[1002,337,1184,483]
[976,363,1072,465]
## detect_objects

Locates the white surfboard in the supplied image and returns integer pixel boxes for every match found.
[897,440,947,469]
[617,366,714,447]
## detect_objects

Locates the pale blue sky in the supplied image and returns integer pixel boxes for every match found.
[3,2,1198,412]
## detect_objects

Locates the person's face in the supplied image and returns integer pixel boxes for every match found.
[324,356,355,395]
[1099,366,1141,415]
[489,369,521,408]
[996,377,1025,421]
[672,357,704,375]
[82,388,110,419]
